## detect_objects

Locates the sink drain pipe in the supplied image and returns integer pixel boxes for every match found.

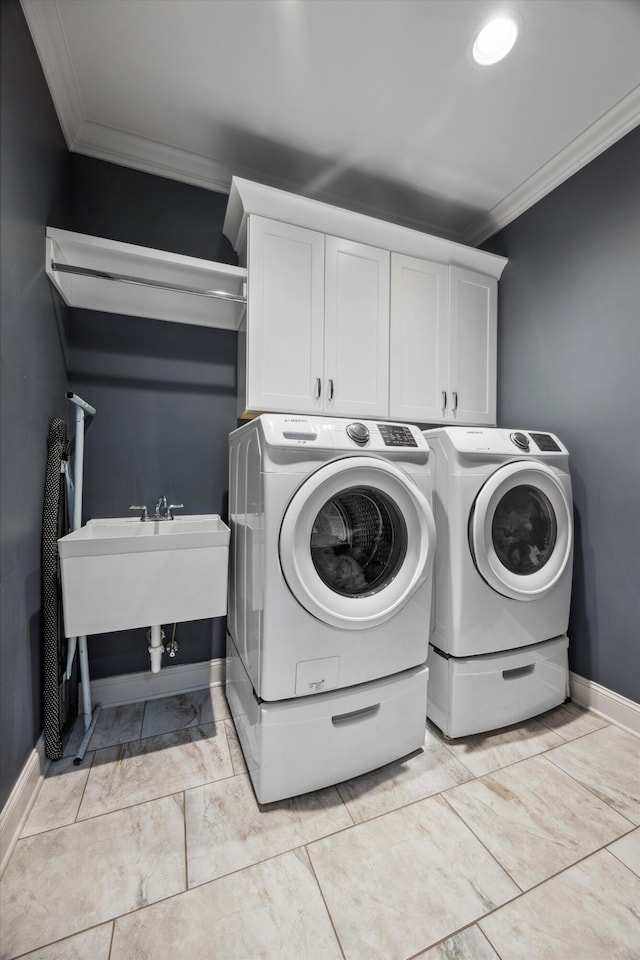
[148,625,165,673]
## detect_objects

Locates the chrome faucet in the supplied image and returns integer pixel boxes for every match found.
[129,496,184,521]
[153,494,184,520]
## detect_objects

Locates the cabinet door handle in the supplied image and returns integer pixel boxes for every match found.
[314,377,321,400]
[441,390,447,411]
[452,391,458,413]
[328,378,334,401]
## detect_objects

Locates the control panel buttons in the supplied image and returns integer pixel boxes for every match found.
[530,432,562,452]
[377,423,418,447]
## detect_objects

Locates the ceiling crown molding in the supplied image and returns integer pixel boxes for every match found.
[464,84,640,246]
[20,0,84,147]
[71,119,235,194]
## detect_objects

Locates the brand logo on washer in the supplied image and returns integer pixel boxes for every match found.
[284,417,308,423]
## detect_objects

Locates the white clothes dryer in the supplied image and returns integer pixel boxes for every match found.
[423,427,573,738]
[226,414,437,802]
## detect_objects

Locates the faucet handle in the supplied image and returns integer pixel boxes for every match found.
[129,504,149,520]
[167,503,184,520]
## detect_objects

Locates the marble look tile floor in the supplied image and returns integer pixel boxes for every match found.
[1,693,638,960]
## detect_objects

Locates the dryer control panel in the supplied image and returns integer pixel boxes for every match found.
[426,427,568,458]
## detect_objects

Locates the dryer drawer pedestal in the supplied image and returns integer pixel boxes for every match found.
[226,633,428,804]
[428,635,568,739]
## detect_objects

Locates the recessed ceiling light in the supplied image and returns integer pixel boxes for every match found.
[472,15,519,66]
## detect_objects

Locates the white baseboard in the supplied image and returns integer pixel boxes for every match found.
[570,672,640,736]
[81,657,226,709]
[0,735,49,879]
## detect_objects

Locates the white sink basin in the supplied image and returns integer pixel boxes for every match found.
[58,515,230,637]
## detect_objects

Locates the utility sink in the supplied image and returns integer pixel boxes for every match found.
[58,515,230,637]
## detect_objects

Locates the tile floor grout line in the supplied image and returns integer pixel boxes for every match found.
[72,747,97,826]
[404,916,505,960]
[437,790,527,897]
[602,842,640,879]
[433,736,560,778]
[107,918,115,960]
[436,736,588,780]
[542,756,640,827]
[537,751,640,829]
[87,716,231,755]
[437,769,639,898]
[479,831,640,906]
[183,808,358,893]
[303,841,349,960]
[7,921,116,960]
[18,774,237,842]
[180,789,189,894]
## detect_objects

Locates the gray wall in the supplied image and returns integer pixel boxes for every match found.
[0,0,70,810]
[67,157,238,679]
[485,125,640,703]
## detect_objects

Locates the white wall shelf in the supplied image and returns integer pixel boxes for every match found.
[46,227,247,330]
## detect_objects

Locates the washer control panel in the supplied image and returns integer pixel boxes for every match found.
[259,414,428,454]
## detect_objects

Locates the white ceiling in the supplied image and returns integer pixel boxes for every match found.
[21,0,640,245]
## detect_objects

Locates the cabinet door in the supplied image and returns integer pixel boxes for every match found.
[324,236,390,418]
[245,216,325,415]
[448,266,497,425]
[389,254,449,423]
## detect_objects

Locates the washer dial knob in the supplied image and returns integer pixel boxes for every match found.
[511,431,530,451]
[346,422,370,446]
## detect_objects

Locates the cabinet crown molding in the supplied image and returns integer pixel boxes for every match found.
[223,177,507,280]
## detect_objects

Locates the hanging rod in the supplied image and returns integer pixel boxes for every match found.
[50,261,247,303]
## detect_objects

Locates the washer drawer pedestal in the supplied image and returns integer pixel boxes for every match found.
[226,633,429,803]
[427,635,568,739]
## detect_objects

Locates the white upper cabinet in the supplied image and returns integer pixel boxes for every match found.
[324,238,389,418]
[448,267,497,425]
[390,257,497,425]
[225,178,507,424]
[244,217,325,415]
[389,254,449,423]
[242,218,389,418]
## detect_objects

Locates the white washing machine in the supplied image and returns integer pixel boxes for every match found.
[226,414,437,802]
[423,427,573,738]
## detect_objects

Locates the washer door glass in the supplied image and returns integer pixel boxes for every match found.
[469,462,572,601]
[280,457,436,629]
[311,486,407,597]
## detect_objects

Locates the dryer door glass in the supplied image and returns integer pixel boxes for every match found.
[311,486,407,597]
[469,461,572,601]
[491,485,557,575]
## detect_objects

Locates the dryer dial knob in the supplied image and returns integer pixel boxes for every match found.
[511,431,530,451]
[346,422,370,446]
